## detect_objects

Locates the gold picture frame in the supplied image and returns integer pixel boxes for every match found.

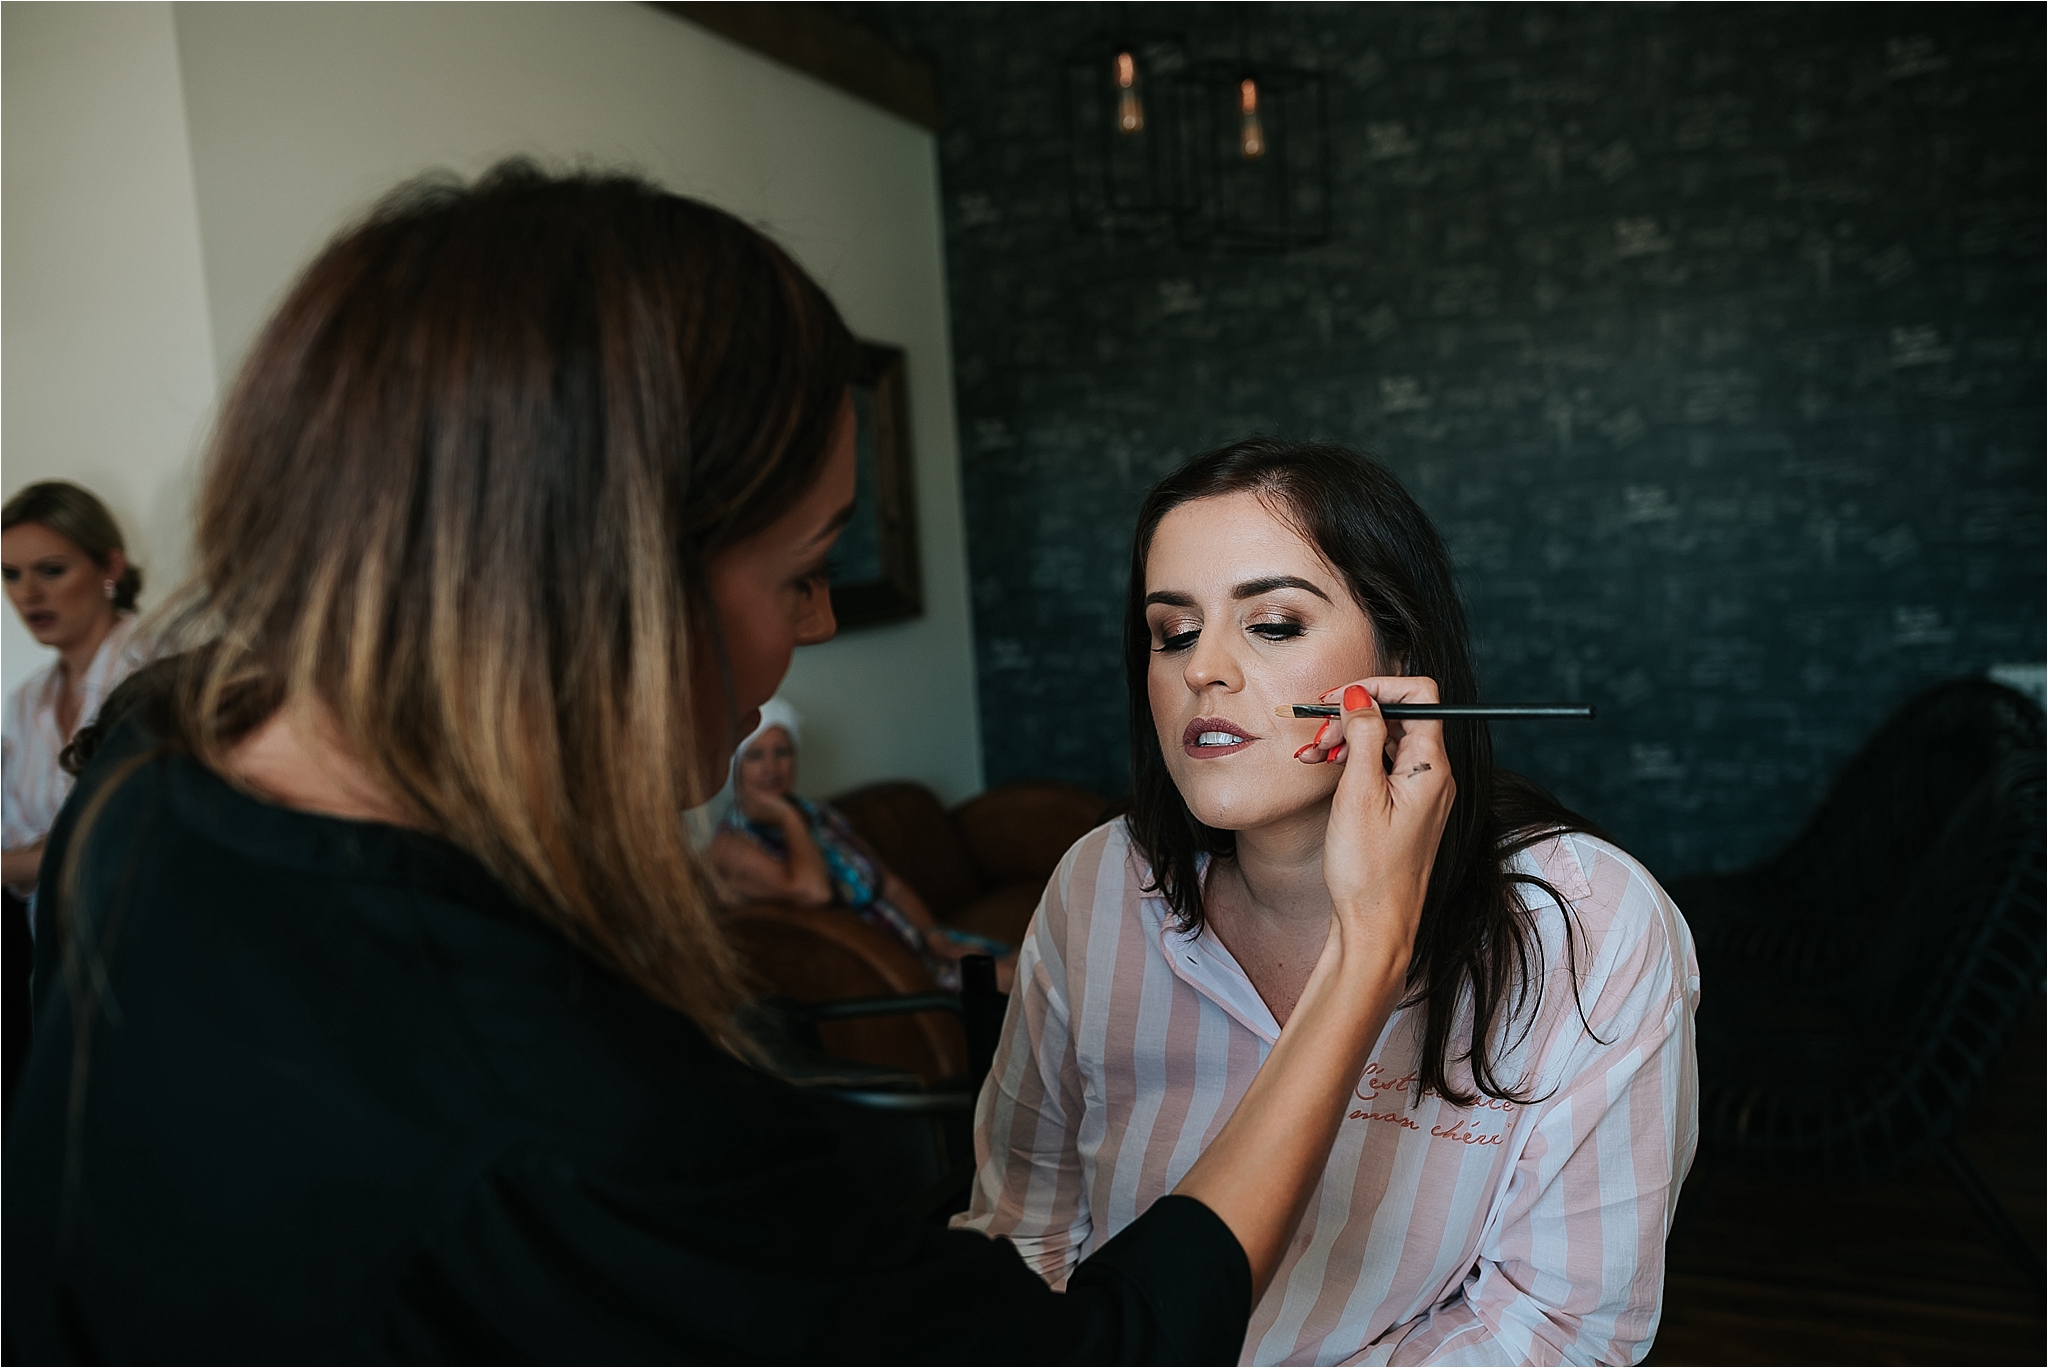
[828,341,923,629]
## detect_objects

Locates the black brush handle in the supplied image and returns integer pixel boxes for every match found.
[1286,703,1596,720]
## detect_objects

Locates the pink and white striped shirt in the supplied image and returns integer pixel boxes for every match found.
[955,820,1699,1365]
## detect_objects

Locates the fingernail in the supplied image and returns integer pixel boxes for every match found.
[1313,718,1332,745]
[1344,684,1371,711]
[1328,743,1349,764]
[1294,743,1318,761]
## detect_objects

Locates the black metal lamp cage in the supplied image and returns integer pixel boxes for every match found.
[1063,33,1332,253]
[1062,33,1186,233]
[1170,60,1331,252]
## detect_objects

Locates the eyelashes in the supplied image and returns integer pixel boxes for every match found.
[797,555,838,590]
[1252,621,1306,642]
[1152,619,1307,653]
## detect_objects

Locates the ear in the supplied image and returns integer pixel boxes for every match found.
[102,548,128,584]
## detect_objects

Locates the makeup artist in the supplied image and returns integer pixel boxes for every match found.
[4,166,1455,1363]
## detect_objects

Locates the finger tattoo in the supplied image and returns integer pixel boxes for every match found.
[1403,762,1433,777]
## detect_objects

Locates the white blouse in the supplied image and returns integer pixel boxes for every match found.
[3,613,151,878]
[958,821,1699,1365]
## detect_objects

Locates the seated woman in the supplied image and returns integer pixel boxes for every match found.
[711,698,1015,993]
[959,439,1699,1365]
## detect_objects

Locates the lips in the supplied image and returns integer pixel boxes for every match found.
[1182,716,1255,759]
[24,612,56,633]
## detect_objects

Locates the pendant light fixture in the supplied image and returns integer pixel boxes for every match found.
[1170,58,1330,251]
[1062,33,1186,232]
[1059,12,1331,253]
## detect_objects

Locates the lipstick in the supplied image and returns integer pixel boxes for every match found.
[1182,716,1255,759]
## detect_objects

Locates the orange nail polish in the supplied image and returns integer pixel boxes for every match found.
[1344,684,1370,711]
[1313,718,1332,745]
[1294,743,1317,760]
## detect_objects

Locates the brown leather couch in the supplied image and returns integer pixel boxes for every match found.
[722,780,1111,1083]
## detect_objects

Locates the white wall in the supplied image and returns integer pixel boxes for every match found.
[1,1,218,701]
[4,1,983,803]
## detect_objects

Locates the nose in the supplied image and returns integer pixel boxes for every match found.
[795,594,836,648]
[1182,624,1244,695]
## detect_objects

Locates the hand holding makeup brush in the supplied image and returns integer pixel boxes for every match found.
[1307,676,1457,962]
[1172,674,1454,1288]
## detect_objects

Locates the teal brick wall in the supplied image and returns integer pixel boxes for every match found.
[858,2,2044,878]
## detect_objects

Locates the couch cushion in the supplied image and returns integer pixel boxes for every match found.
[830,780,982,918]
[951,781,1111,888]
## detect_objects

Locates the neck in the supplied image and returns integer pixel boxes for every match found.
[225,698,418,828]
[57,611,118,688]
[1223,799,1336,926]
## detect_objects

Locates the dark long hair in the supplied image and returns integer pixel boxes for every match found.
[73,161,855,1045]
[1123,438,1604,1105]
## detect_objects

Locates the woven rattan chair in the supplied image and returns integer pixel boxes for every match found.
[1671,678,2045,1274]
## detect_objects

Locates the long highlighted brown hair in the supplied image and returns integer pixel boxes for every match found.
[1124,439,1606,1105]
[139,162,855,1039]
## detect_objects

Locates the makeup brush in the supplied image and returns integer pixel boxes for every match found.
[1274,703,1595,720]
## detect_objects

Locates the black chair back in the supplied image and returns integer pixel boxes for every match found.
[1679,679,2046,1180]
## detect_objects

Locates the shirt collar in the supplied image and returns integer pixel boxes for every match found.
[1139,855,1283,1045]
[78,613,138,703]
[37,613,140,742]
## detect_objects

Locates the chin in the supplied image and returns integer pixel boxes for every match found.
[1171,752,1336,833]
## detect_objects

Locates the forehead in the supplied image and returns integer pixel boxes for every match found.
[1145,491,1331,590]
[745,400,857,562]
[746,726,795,752]
[0,522,81,562]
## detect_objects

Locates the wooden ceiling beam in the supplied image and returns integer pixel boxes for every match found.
[647,3,944,131]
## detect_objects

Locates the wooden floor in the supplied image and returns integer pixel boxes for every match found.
[1650,998,2046,1365]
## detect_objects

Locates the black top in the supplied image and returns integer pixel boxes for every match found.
[4,726,1249,1363]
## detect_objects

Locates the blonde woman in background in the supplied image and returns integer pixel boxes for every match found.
[1,479,151,1119]
[2,481,151,898]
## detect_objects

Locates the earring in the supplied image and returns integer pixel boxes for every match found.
[103,579,115,601]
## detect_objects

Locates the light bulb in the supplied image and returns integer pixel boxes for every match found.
[1114,50,1144,134]
[1239,77,1265,159]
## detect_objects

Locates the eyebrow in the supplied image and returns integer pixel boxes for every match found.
[805,500,858,547]
[1144,575,1333,609]
[1232,574,1332,603]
